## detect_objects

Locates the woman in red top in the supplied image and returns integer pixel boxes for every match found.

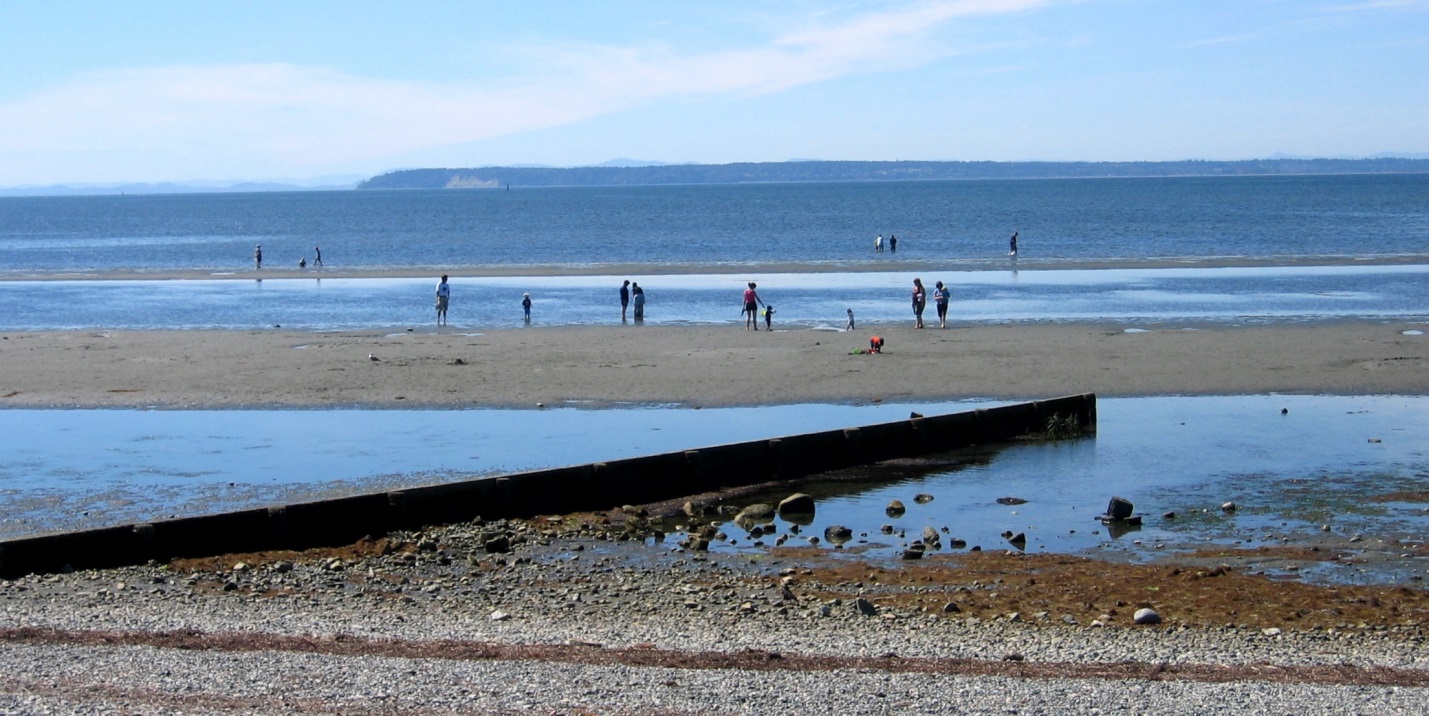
[743,282,763,331]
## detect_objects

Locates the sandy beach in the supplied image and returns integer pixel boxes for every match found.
[1,320,1425,409]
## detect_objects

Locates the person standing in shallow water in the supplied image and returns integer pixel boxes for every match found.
[620,280,630,322]
[889,235,897,253]
[1010,232,1019,257]
[253,244,262,270]
[932,280,951,329]
[313,246,322,267]
[743,282,764,331]
[435,274,450,326]
[522,292,532,322]
[631,282,645,322]
[911,278,926,329]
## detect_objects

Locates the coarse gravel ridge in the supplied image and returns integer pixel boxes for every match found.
[1,516,1425,714]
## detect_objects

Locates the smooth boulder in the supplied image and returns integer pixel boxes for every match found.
[1106,496,1134,521]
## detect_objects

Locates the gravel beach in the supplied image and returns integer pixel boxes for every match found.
[2,515,1426,715]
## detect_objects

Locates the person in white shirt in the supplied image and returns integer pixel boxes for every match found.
[435,275,451,326]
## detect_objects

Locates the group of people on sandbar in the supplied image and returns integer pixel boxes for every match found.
[437,277,656,328]
[433,274,953,333]
[253,244,323,270]
[430,237,994,332]
[873,234,898,253]
[909,277,952,329]
[435,276,547,327]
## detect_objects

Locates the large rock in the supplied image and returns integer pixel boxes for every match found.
[1106,496,1134,521]
[885,500,906,517]
[734,503,776,527]
[777,493,816,516]
[922,526,942,547]
[1133,607,1162,624]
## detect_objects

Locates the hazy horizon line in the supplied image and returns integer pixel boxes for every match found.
[5,154,1429,197]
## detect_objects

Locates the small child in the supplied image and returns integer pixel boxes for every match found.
[763,304,775,330]
[521,292,532,321]
[846,308,855,331]
[869,335,884,354]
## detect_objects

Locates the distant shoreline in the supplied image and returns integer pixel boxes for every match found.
[358,158,1429,191]
[6,158,1428,197]
[3,254,1427,282]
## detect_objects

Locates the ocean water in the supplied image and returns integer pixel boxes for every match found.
[1,174,1427,330]
[0,265,1426,331]
[2,174,1427,275]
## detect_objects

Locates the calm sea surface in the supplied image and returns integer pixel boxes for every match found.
[2,174,1427,273]
[1,175,1427,330]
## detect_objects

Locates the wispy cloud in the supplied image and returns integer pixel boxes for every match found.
[0,1,1053,183]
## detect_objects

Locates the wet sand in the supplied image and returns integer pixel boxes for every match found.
[1,321,1425,408]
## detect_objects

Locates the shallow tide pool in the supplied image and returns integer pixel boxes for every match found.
[2,395,1425,582]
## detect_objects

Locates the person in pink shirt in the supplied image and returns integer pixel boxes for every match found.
[742,282,764,331]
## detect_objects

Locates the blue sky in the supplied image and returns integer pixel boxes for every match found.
[1,0,1426,186]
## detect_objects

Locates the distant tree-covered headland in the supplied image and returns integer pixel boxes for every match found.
[358,158,1429,190]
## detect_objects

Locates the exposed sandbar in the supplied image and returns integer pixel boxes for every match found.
[1,321,1424,409]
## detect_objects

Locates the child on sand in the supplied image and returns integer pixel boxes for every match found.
[763,304,774,331]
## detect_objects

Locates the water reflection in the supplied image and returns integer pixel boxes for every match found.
[2,395,1425,587]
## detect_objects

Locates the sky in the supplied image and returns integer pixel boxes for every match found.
[1,0,1426,186]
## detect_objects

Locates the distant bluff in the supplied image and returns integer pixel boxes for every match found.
[357,158,1429,190]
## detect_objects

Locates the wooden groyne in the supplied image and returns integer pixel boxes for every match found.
[0,394,1095,578]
